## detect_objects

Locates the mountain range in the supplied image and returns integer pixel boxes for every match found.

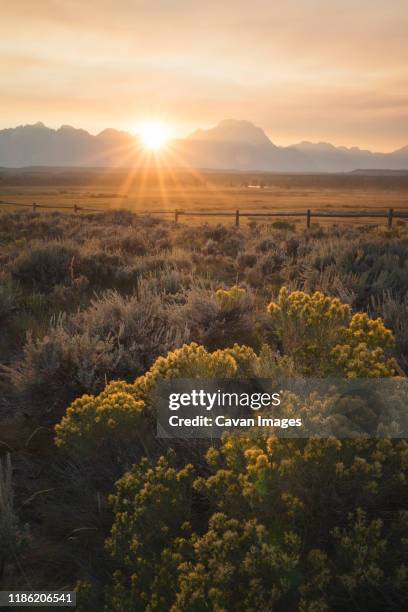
[1,119,407,173]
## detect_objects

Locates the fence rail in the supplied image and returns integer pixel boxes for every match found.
[1,200,407,228]
[0,200,105,213]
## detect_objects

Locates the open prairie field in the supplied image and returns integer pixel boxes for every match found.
[1,169,408,227]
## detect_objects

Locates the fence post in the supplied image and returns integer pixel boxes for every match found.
[175,209,179,224]
[306,209,311,229]
[388,208,394,229]
[32,202,37,213]
[235,209,240,227]
[74,204,78,213]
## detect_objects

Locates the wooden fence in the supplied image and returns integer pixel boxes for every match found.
[0,201,103,213]
[174,208,406,229]
[1,200,407,228]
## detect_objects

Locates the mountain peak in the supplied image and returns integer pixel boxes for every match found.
[58,124,78,131]
[97,127,133,140]
[189,119,274,147]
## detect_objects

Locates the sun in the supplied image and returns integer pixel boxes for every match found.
[138,121,170,151]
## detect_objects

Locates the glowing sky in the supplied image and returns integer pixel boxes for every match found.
[1,0,407,151]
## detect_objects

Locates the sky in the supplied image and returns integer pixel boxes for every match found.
[1,0,407,151]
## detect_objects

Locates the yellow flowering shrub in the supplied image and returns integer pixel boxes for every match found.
[62,289,405,610]
[172,514,300,612]
[332,313,396,377]
[194,435,408,610]
[132,341,258,410]
[79,436,408,611]
[267,287,396,376]
[54,390,151,459]
[105,454,195,612]
[198,436,408,529]
[215,285,247,309]
[55,342,258,456]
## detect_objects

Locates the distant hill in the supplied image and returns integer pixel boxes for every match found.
[0,120,407,173]
[0,122,140,167]
[349,168,408,176]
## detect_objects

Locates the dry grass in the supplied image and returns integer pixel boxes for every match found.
[2,170,408,229]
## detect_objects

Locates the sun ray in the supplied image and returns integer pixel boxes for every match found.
[83,125,235,220]
[164,142,234,213]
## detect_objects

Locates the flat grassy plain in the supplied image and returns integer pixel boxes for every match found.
[2,169,408,227]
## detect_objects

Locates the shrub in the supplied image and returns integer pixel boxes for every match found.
[256,238,275,253]
[192,253,238,284]
[284,237,299,257]
[259,253,284,275]
[146,268,195,298]
[202,224,232,243]
[202,238,218,256]
[104,229,148,256]
[0,281,18,321]
[301,235,408,309]
[8,236,134,295]
[202,235,244,259]
[173,514,300,611]
[372,292,408,372]
[267,287,396,376]
[72,287,184,376]
[55,342,258,457]
[10,241,78,292]
[4,326,120,417]
[237,252,257,269]
[54,390,152,464]
[6,287,187,419]
[194,436,408,610]
[214,285,247,309]
[201,225,244,257]
[104,454,195,611]
[81,435,408,611]
[176,285,258,350]
[271,220,295,231]
[78,250,127,287]
[173,226,202,251]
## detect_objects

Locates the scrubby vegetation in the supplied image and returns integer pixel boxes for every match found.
[0,209,407,610]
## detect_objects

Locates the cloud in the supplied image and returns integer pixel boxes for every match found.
[1,1,408,149]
